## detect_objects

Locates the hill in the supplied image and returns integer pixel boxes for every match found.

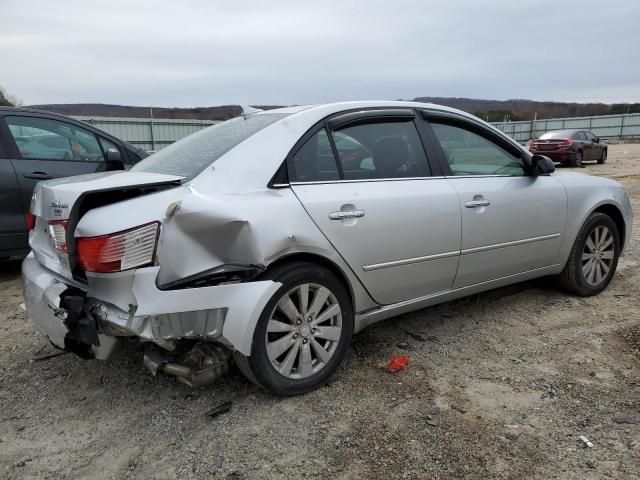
[25,103,280,121]
[412,97,639,121]
[26,98,640,122]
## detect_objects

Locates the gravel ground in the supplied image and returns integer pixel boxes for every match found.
[1,145,640,479]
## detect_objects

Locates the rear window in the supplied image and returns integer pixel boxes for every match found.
[539,130,574,140]
[131,113,288,178]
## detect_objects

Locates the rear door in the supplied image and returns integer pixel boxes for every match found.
[290,109,461,305]
[423,112,567,288]
[1,115,114,220]
[0,126,26,254]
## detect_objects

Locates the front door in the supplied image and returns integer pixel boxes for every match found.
[289,112,461,305]
[427,118,568,288]
[575,131,594,160]
[584,131,602,160]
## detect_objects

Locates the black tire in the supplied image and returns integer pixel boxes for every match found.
[597,148,607,164]
[570,150,583,167]
[556,212,620,296]
[233,262,353,396]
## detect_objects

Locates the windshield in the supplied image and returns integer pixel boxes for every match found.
[539,130,574,140]
[131,113,288,177]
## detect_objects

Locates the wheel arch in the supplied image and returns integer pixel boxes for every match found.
[592,203,626,250]
[557,191,630,271]
[264,252,357,310]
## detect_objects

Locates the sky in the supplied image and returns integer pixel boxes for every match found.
[1,0,639,107]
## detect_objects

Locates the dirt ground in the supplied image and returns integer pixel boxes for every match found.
[1,145,640,480]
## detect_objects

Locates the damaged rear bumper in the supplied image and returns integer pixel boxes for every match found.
[22,253,280,359]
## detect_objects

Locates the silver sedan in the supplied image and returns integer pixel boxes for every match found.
[22,101,633,395]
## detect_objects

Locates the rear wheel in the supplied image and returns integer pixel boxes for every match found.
[598,148,607,164]
[556,212,620,296]
[233,262,353,396]
[570,150,583,168]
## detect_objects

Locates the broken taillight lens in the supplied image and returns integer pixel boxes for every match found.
[77,222,160,273]
[48,220,69,252]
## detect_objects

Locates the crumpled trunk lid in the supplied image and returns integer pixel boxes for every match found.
[30,171,183,280]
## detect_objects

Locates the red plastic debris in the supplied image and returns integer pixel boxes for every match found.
[387,355,409,373]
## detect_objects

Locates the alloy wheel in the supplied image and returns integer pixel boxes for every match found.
[576,151,583,166]
[265,283,342,379]
[582,226,615,286]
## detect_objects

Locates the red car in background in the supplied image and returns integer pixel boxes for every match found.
[529,129,608,167]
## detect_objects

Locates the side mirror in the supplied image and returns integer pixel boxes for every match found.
[594,137,600,143]
[531,154,555,176]
[105,147,124,170]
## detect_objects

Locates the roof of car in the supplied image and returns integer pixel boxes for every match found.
[262,100,443,115]
[181,100,526,193]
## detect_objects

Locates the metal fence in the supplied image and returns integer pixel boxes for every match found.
[492,113,640,143]
[73,112,640,152]
[74,116,219,152]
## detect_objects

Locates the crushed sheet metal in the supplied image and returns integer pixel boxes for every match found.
[90,299,227,350]
[130,267,270,316]
[128,267,281,355]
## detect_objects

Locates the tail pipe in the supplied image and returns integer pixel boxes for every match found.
[143,342,231,387]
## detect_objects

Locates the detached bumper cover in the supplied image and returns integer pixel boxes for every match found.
[22,255,72,349]
[22,253,280,357]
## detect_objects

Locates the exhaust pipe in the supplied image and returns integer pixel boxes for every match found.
[143,342,230,387]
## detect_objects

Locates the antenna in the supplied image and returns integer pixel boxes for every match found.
[240,105,264,118]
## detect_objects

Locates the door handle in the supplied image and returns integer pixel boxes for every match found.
[465,199,491,208]
[329,210,365,220]
[24,172,53,180]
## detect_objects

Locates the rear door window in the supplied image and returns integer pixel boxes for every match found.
[5,116,105,162]
[332,121,430,180]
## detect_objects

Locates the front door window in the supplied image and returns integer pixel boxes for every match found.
[6,116,105,162]
[430,123,525,176]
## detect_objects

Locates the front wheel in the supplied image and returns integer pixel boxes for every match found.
[233,262,353,396]
[598,148,607,164]
[556,212,620,296]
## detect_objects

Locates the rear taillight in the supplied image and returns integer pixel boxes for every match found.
[27,193,37,230]
[48,220,69,252]
[26,212,37,230]
[77,222,160,273]
[559,140,573,148]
